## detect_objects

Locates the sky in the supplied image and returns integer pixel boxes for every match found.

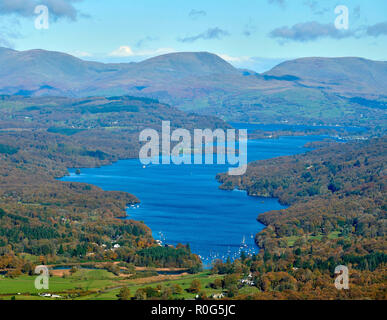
[0,0,386,72]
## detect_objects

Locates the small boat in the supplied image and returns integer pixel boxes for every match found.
[241,236,248,248]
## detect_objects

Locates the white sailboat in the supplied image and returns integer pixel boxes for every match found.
[241,235,248,248]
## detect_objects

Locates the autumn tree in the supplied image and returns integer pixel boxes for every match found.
[188,279,201,293]
[117,287,131,300]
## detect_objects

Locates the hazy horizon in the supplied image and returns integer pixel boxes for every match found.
[1,0,386,73]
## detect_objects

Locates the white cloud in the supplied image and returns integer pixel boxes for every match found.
[218,54,252,63]
[109,46,134,57]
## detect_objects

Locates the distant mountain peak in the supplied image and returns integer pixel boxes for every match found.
[264,56,387,94]
[0,48,386,107]
[137,51,239,76]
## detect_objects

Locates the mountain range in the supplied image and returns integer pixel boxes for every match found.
[1,47,386,126]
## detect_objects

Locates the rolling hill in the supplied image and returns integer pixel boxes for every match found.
[0,47,386,127]
[264,57,387,96]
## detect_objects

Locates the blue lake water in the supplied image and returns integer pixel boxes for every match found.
[61,135,326,266]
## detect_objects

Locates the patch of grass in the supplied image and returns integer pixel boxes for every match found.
[285,236,298,247]
[328,231,341,239]
[0,270,117,295]
[284,231,344,247]
[83,271,223,300]
[0,270,228,300]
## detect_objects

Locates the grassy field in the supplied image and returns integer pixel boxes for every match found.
[0,269,118,296]
[0,269,228,300]
[284,231,343,247]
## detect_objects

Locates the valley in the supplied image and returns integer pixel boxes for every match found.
[0,50,385,301]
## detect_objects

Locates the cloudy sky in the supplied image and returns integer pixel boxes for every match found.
[0,0,386,72]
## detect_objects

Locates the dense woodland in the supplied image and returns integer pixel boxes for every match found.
[216,136,386,299]
[0,95,217,272]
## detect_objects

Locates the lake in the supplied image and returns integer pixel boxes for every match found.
[61,133,326,266]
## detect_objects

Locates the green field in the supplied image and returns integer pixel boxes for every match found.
[0,270,117,296]
[284,231,343,247]
[0,269,231,300]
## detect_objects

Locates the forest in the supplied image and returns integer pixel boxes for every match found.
[215,136,386,299]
